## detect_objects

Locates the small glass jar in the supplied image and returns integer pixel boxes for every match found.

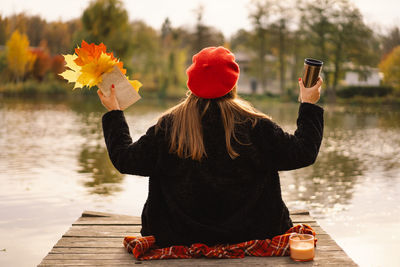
[289,233,315,261]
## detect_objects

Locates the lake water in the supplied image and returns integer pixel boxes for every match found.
[0,96,399,267]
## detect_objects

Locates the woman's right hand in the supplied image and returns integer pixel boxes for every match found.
[97,85,121,111]
[298,77,323,104]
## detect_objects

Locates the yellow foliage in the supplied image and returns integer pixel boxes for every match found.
[379,46,400,90]
[6,30,36,81]
[77,52,116,87]
[60,54,83,89]
[127,78,142,92]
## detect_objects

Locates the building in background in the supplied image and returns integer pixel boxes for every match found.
[343,67,382,86]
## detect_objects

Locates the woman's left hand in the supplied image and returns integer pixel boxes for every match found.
[97,85,121,111]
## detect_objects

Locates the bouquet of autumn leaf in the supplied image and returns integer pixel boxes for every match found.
[60,41,142,109]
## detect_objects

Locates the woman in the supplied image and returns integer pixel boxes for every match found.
[97,46,324,248]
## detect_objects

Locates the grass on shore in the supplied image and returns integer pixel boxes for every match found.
[1,80,400,106]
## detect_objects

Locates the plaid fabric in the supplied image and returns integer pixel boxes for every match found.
[123,224,316,260]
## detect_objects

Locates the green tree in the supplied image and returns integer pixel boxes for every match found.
[231,29,252,51]
[129,20,161,90]
[248,0,271,93]
[329,2,377,94]
[189,4,224,56]
[6,30,36,82]
[266,0,297,95]
[159,18,188,97]
[301,0,377,101]
[288,20,308,88]
[81,0,133,60]
[300,0,336,81]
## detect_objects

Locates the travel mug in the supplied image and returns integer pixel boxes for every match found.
[302,58,323,87]
[299,58,323,101]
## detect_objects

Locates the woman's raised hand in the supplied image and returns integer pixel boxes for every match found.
[298,77,323,104]
[97,85,121,111]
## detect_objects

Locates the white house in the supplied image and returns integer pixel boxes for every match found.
[342,63,383,86]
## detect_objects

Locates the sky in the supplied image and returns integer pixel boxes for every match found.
[1,0,399,37]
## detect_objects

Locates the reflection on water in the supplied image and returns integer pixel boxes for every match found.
[0,96,399,267]
[78,144,124,195]
[282,150,362,217]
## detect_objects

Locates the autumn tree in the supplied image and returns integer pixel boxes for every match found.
[379,45,400,92]
[381,27,400,58]
[31,43,52,81]
[26,16,47,46]
[43,21,73,55]
[6,30,36,82]
[7,14,28,36]
[0,15,9,45]
[51,55,66,79]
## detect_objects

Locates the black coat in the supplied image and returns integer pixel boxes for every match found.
[102,102,324,247]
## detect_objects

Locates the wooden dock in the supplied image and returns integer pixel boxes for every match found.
[38,210,357,266]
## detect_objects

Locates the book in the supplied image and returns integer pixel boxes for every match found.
[98,65,141,110]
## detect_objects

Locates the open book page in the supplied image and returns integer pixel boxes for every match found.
[98,65,141,110]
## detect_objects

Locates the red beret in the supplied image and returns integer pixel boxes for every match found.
[186,46,240,99]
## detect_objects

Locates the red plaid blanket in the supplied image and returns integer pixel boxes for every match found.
[123,224,316,260]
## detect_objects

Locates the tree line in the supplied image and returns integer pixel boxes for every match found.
[0,0,399,98]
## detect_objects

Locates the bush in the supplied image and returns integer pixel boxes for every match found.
[0,79,72,96]
[337,85,393,98]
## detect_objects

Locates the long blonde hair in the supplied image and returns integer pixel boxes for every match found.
[156,87,270,161]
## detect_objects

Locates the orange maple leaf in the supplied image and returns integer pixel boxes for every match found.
[104,51,126,74]
[74,41,126,74]
[74,40,106,66]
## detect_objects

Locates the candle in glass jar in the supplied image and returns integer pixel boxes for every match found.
[289,234,315,261]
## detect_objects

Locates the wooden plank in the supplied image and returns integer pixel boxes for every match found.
[39,250,357,266]
[81,210,310,218]
[53,234,335,250]
[291,215,316,223]
[289,210,309,215]
[64,225,141,237]
[55,237,125,248]
[63,225,325,238]
[72,220,319,226]
[73,217,141,225]
[73,217,315,226]
[39,210,357,266]
[49,247,127,254]
[81,211,133,218]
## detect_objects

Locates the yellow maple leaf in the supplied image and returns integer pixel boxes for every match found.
[60,70,84,89]
[77,52,116,87]
[64,54,80,71]
[60,54,84,89]
[128,79,142,92]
